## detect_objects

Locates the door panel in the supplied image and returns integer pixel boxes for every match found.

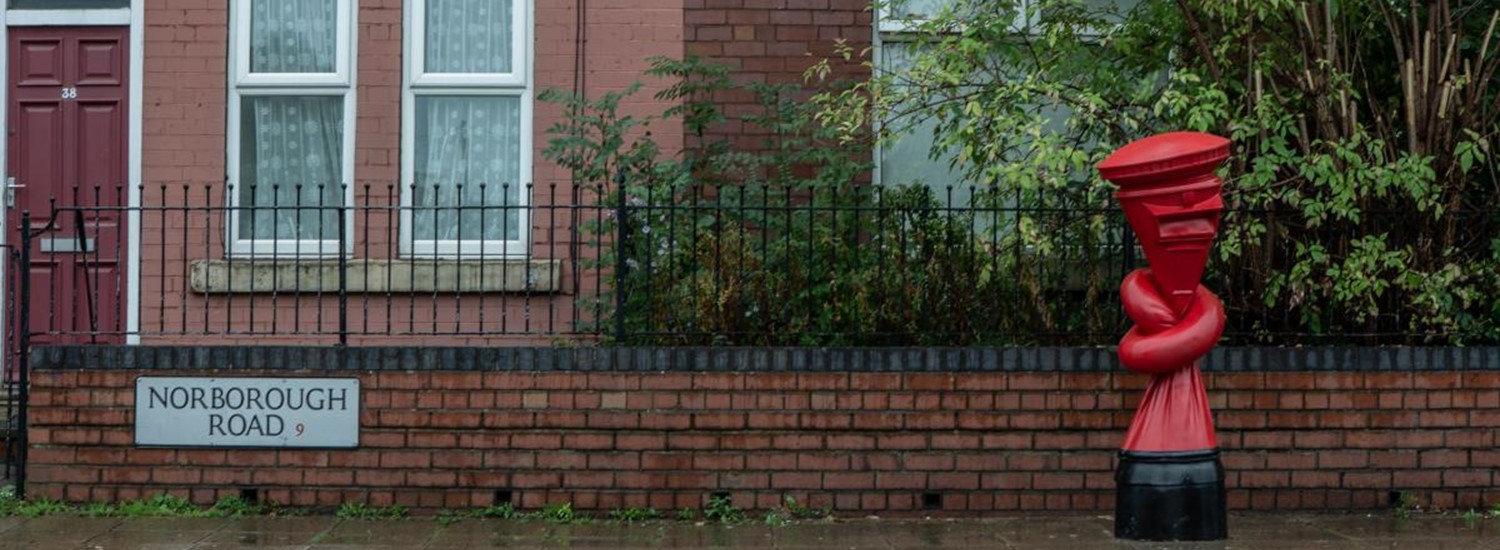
[75,38,124,85]
[7,26,129,348]
[14,39,63,86]
[14,103,62,215]
[75,101,124,189]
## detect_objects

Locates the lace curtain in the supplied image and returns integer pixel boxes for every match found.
[412,97,522,242]
[425,0,513,73]
[236,0,343,242]
[249,0,337,73]
[238,96,344,241]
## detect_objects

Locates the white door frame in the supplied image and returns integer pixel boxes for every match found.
[0,4,144,348]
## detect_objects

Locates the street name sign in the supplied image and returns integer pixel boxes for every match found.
[134,377,359,448]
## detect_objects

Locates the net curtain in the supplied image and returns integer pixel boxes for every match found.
[237,0,343,241]
[238,97,344,242]
[413,0,522,242]
[412,97,523,242]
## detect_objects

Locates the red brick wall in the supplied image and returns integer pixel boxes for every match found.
[28,363,1500,513]
[137,0,682,344]
[683,0,872,151]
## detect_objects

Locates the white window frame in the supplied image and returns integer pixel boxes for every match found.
[400,0,534,258]
[407,0,528,88]
[231,0,352,87]
[4,8,130,26]
[226,0,357,257]
[875,0,1031,34]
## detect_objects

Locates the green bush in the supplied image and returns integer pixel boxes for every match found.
[544,57,1124,345]
[547,0,1500,345]
[814,0,1500,344]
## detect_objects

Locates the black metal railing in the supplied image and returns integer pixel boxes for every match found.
[10,182,1497,347]
[3,243,22,491]
[3,180,1493,500]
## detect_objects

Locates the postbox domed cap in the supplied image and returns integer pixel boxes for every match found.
[1097,132,1230,187]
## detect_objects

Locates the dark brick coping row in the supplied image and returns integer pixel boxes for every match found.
[27,345,1500,372]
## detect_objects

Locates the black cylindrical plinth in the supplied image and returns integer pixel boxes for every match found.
[1115,449,1227,541]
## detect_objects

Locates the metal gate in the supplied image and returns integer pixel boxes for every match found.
[4,205,108,499]
[4,240,26,499]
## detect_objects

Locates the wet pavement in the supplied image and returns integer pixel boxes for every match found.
[0,513,1494,549]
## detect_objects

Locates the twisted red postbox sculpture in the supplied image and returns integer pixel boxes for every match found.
[1098,132,1230,541]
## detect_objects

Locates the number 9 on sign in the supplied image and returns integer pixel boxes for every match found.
[295,423,305,437]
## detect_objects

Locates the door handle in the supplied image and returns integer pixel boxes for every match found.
[4,177,21,208]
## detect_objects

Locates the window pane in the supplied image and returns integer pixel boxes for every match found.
[412,96,523,242]
[1043,0,1139,14]
[878,44,964,190]
[9,0,128,8]
[1039,0,1140,25]
[238,96,344,241]
[878,43,1072,187]
[425,0,513,74]
[885,0,962,21]
[250,0,338,73]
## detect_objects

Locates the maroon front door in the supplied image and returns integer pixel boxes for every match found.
[7,26,128,346]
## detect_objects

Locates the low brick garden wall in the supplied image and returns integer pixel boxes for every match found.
[25,346,1500,514]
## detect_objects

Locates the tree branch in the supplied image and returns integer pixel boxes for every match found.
[1173,0,1223,82]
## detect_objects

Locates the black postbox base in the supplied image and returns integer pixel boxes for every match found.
[1114,449,1227,541]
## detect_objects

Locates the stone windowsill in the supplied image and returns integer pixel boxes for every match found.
[189,259,561,294]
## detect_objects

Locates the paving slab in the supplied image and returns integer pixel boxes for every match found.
[76,527,213,549]
[218,516,340,534]
[196,527,328,547]
[4,516,122,545]
[113,517,235,532]
[0,513,1487,549]
[313,520,440,547]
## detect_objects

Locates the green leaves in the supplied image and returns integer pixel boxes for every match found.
[548,0,1500,344]
[863,0,1500,343]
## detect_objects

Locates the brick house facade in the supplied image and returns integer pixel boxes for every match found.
[5,1,1496,517]
[137,0,690,344]
[3,0,873,344]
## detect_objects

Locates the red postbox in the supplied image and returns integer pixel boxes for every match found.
[1098,132,1230,541]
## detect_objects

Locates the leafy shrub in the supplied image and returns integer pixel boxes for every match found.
[544,57,1125,345]
[814,0,1500,344]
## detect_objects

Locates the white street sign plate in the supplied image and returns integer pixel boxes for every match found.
[135,377,359,448]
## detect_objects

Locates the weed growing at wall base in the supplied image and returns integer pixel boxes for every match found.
[1394,492,1420,520]
[703,495,746,524]
[82,495,212,517]
[335,502,409,520]
[0,488,70,518]
[608,507,663,522]
[0,490,309,518]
